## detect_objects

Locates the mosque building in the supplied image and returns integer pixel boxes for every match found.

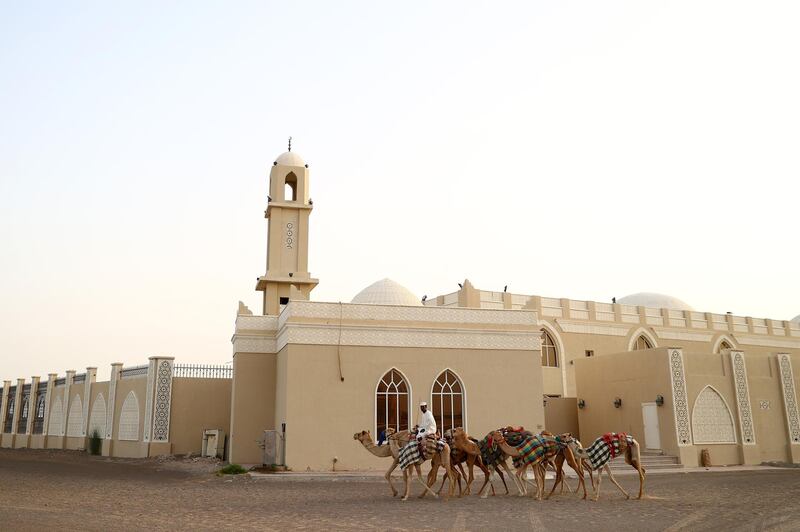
[2,147,800,471]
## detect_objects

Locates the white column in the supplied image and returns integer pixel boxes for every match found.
[105,363,122,440]
[61,371,75,438]
[41,374,56,438]
[81,368,96,437]
[0,381,9,435]
[11,379,24,437]
[142,359,157,443]
[25,377,40,436]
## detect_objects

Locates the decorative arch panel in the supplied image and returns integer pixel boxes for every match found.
[691,386,736,444]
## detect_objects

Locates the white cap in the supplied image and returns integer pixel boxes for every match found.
[420,401,427,407]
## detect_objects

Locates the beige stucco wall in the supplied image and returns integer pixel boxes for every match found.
[170,378,232,456]
[110,376,148,458]
[278,343,544,471]
[229,352,276,465]
[575,348,678,456]
[544,397,579,439]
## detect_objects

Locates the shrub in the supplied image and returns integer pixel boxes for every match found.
[88,429,103,456]
[219,463,247,475]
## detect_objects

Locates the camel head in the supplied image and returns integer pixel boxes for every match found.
[489,430,506,445]
[353,430,372,443]
[452,427,466,441]
[384,427,396,437]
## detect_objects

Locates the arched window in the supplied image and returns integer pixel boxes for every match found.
[17,395,29,434]
[376,369,410,436]
[541,330,559,367]
[284,172,297,201]
[4,395,14,433]
[118,391,140,441]
[67,395,84,437]
[47,397,63,436]
[33,395,46,435]
[717,340,732,354]
[88,394,107,438]
[632,335,653,350]
[432,370,465,432]
[692,386,736,444]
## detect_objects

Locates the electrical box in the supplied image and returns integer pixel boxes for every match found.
[263,430,284,465]
[202,429,225,458]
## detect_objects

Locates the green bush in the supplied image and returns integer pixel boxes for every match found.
[88,429,102,456]
[219,463,247,475]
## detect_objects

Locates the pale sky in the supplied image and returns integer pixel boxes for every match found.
[1,1,799,381]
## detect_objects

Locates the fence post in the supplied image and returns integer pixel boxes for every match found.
[24,377,40,445]
[1,381,9,445]
[146,357,174,456]
[104,363,122,457]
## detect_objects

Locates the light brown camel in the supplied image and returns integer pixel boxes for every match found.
[450,427,494,498]
[490,430,549,499]
[353,430,411,497]
[545,433,594,500]
[563,433,646,501]
[430,429,495,498]
[386,429,457,501]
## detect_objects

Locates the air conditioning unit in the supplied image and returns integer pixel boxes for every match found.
[263,429,284,466]
[202,429,225,458]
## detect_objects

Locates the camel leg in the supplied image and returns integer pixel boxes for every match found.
[385,458,399,497]
[535,462,545,500]
[494,465,509,494]
[463,461,474,496]
[401,468,412,501]
[546,455,565,499]
[625,443,646,499]
[457,462,468,496]
[604,463,630,500]
[415,463,439,499]
[592,466,603,501]
[501,460,526,495]
[475,457,492,499]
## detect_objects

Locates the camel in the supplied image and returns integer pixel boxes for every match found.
[562,432,646,501]
[449,427,495,498]
[547,434,596,500]
[490,430,553,499]
[385,428,456,501]
[471,431,527,496]
[353,429,412,497]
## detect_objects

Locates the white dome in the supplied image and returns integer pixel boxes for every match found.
[351,278,422,307]
[275,151,305,167]
[617,292,693,311]
[792,314,800,323]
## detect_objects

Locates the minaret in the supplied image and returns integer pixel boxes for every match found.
[256,142,319,315]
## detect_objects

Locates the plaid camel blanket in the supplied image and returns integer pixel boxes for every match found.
[398,437,445,471]
[477,435,506,467]
[584,432,634,470]
[511,434,556,467]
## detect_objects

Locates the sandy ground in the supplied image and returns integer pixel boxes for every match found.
[1,448,799,531]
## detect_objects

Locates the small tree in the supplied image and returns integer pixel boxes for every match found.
[88,428,103,456]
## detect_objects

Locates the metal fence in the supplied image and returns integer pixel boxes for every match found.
[54,378,66,386]
[73,373,86,384]
[173,364,232,379]
[120,365,149,378]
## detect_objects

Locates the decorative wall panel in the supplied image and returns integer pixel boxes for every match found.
[730,351,756,444]
[47,397,62,436]
[151,360,174,442]
[691,386,736,444]
[118,391,140,441]
[88,394,107,438]
[66,395,83,437]
[668,349,692,446]
[777,354,800,444]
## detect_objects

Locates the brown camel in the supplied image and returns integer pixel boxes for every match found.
[545,433,594,500]
[450,427,494,498]
[353,429,412,497]
[490,430,549,499]
[563,433,646,501]
[386,429,456,501]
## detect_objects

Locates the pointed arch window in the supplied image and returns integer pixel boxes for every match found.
[33,394,46,434]
[692,386,736,444]
[376,369,410,436]
[717,340,733,354]
[632,335,653,350]
[541,330,559,367]
[17,395,30,434]
[3,395,14,433]
[432,370,465,432]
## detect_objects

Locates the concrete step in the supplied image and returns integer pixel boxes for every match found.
[608,454,680,470]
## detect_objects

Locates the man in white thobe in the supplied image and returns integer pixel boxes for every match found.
[415,401,437,440]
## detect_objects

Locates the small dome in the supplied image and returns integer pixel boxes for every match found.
[351,278,422,306]
[792,314,800,323]
[275,151,305,167]
[617,292,693,311]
